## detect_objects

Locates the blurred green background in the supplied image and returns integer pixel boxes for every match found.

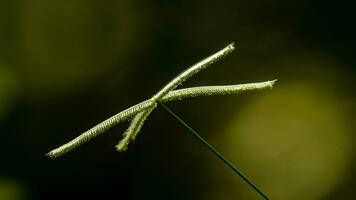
[0,0,355,199]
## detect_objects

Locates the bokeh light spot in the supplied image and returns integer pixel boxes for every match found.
[220,82,353,199]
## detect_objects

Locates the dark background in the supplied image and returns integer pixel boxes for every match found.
[0,0,355,199]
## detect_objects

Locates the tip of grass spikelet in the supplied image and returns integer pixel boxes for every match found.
[228,42,236,50]
[115,141,129,152]
[270,79,278,87]
[46,150,57,159]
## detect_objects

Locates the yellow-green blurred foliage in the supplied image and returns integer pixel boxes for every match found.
[0,178,28,200]
[218,82,353,199]
[0,67,19,119]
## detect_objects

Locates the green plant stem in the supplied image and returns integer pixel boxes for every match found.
[157,101,270,200]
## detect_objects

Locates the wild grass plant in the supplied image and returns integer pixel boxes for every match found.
[48,43,275,199]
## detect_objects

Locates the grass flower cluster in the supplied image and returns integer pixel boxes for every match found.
[47,43,276,158]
